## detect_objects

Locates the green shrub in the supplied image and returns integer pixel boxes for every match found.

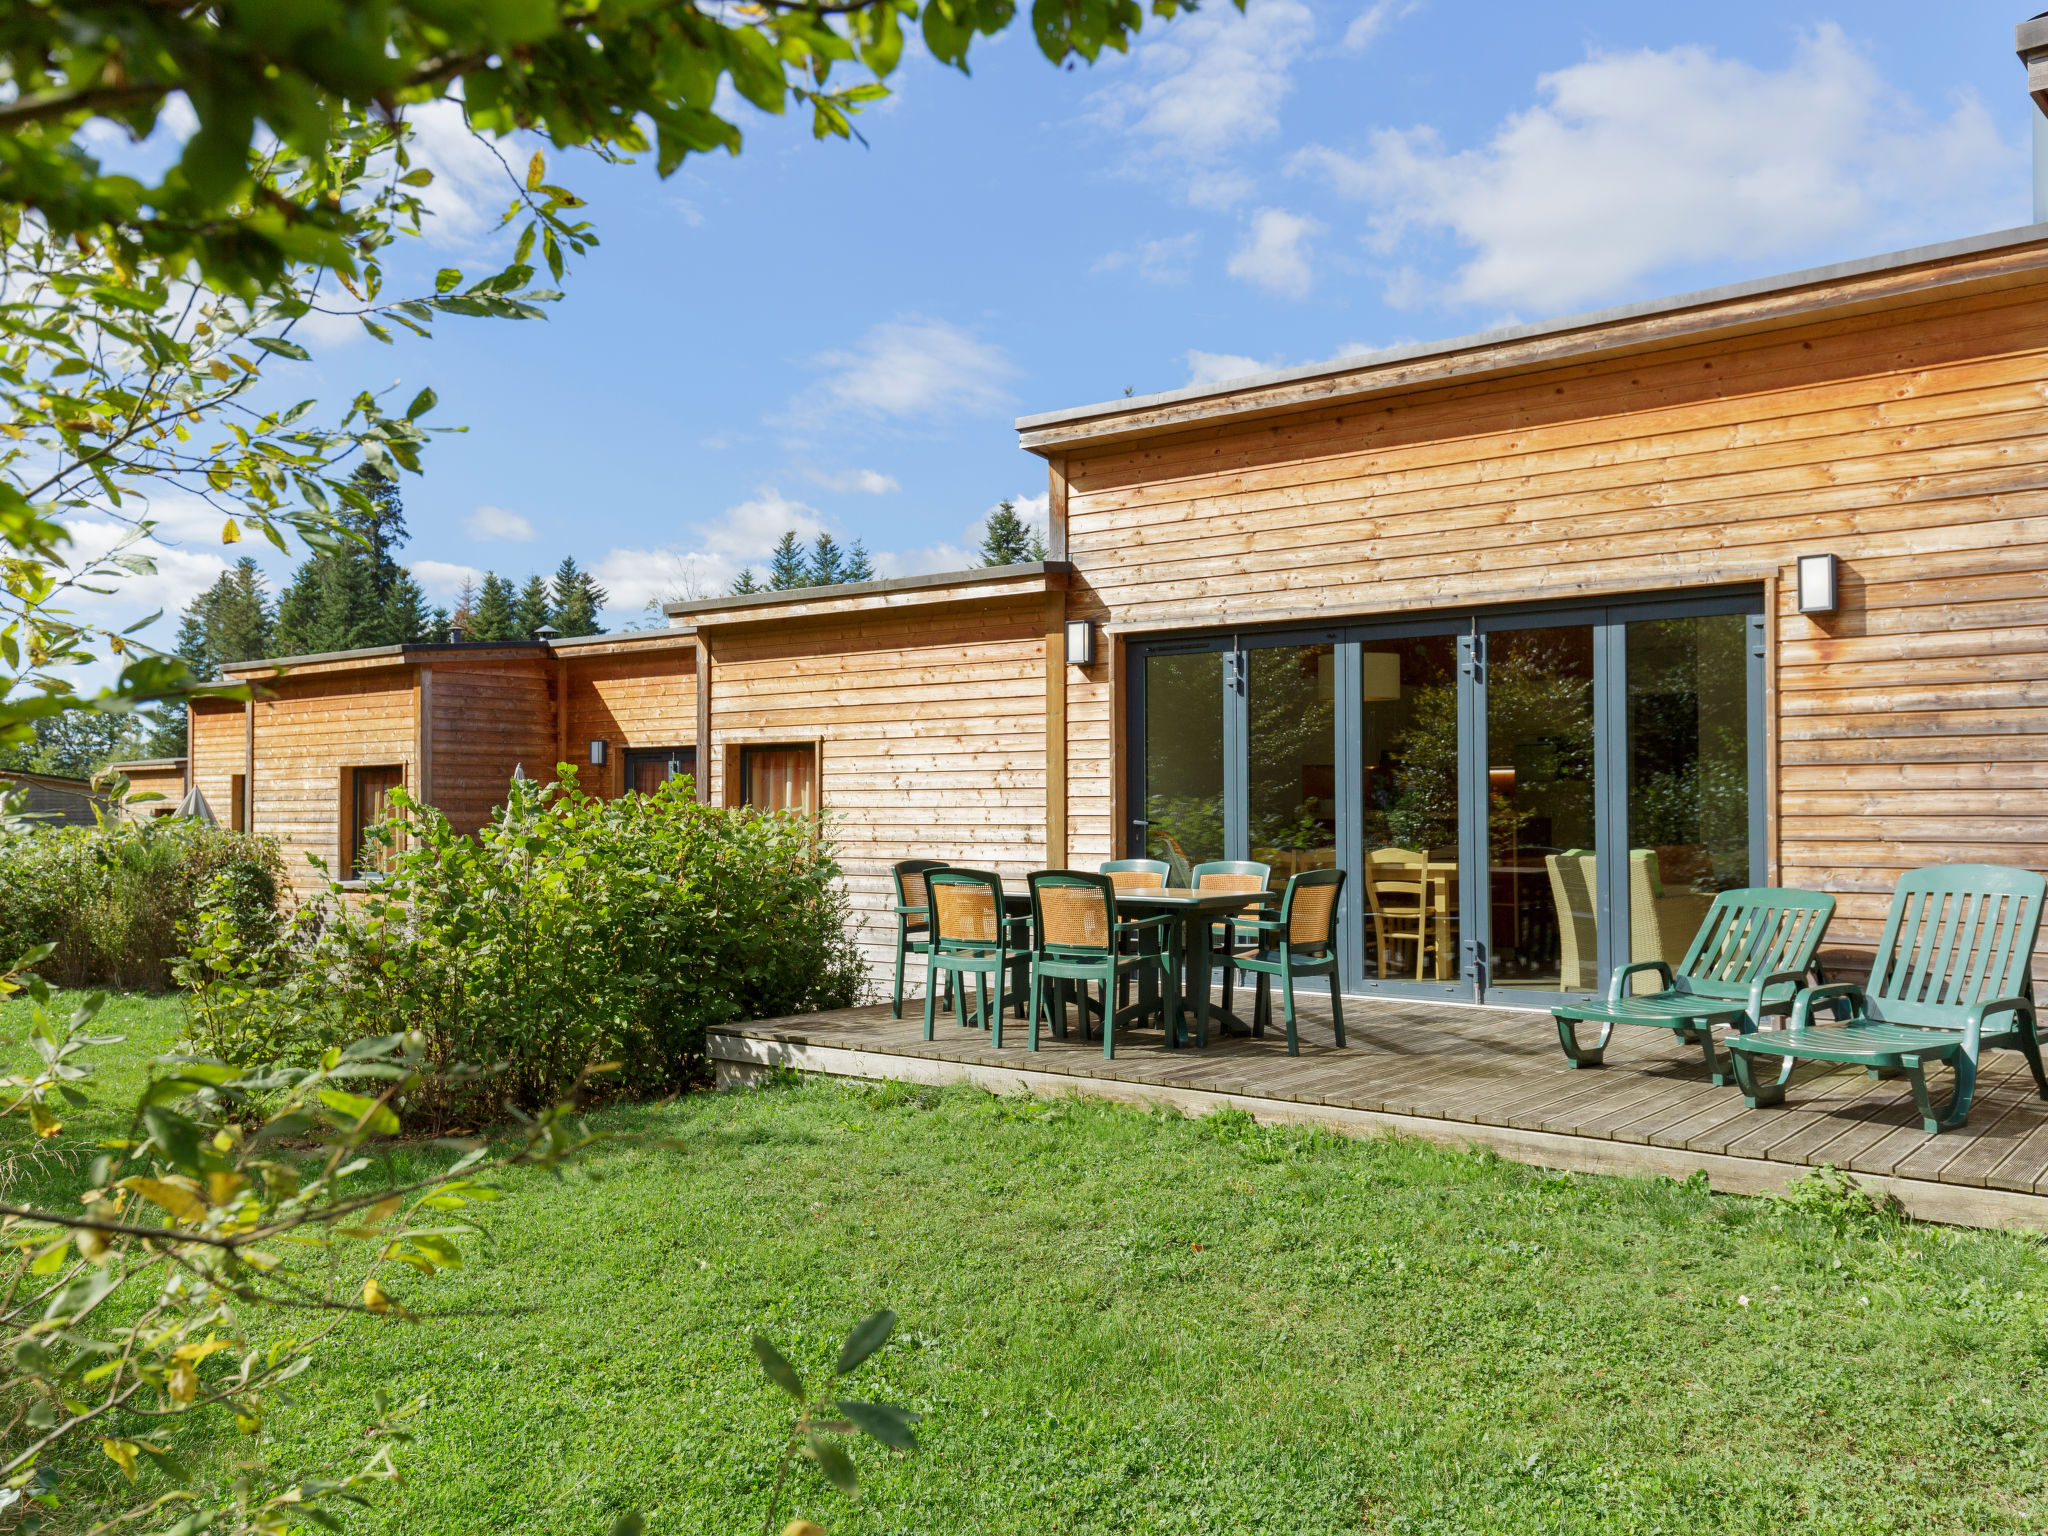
[0,816,282,990]
[181,769,865,1125]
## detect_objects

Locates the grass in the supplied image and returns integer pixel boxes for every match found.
[9,994,2048,1534]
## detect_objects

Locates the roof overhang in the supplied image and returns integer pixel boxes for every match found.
[1018,224,2048,454]
[662,562,1068,627]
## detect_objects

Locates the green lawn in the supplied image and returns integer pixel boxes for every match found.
[9,993,2048,1534]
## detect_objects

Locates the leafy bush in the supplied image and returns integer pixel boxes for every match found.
[182,769,865,1125]
[0,815,282,990]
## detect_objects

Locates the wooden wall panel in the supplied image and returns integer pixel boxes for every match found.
[1061,281,2048,981]
[250,672,417,889]
[562,651,698,796]
[428,664,556,836]
[189,702,243,829]
[708,600,1047,992]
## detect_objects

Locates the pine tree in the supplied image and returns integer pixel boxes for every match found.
[729,568,761,595]
[840,540,875,583]
[173,557,274,674]
[467,573,518,641]
[452,577,477,636]
[382,572,433,644]
[550,557,606,636]
[429,606,452,643]
[766,531,810,591]
[808,532,846,587]
[978,500,1045,566]
[514,574,554,638]
[270,465,421,655]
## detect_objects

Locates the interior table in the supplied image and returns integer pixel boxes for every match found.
[1113,887,1274,1048]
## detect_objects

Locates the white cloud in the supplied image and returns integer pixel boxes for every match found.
[402,99,526,248]
[1227,208,1322,299]
[1343,0,1422,53]
[790,317,1016,425]
[1295,25,2016,313]
[465,504,536,542]
[876,491,1052,579]
[591,487,833,605]
[412,560,485,599]
[806,468,901,494]
[1094,233,1201,285]
[1184,350,1269,388]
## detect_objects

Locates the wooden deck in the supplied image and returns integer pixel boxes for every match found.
[710,990,2048,1231]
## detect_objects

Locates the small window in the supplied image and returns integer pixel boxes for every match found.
[349,765,404,878]
[740,745,816,814]
[229,773,247,833]
[624,747,696,797]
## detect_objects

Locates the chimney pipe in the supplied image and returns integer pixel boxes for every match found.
[2017,13,2048,222]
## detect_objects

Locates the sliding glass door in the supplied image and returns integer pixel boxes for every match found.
[1127,591,1765,1007]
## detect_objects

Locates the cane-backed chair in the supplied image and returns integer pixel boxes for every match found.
[890,859,950,1019]
[1232,867,1347,1056]
[1099,859,1170,892]
[922,869,1032,1046]
[1190,860,1273,1015]
[1027,871,1172,1059]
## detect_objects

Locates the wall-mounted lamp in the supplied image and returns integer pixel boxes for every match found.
[1064,618,1096,668]
[1796,552,1840,615]
[588,739,608,767]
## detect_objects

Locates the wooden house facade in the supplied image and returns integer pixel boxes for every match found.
[191,226,2048,1003]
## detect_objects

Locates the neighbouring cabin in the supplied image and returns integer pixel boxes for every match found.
[187,226,2048,1005]
[106,758,188,818]
[0,769,108,828]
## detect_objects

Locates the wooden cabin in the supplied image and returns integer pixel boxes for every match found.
[106,757,187,818]
[192,225,2048,1001]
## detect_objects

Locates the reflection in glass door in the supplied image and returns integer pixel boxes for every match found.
[1357,636,1461,982]
[1485,626,1599,995]
[1248,644,1336,892]
[1625,613,1751,972]
[1142,651,1225,879]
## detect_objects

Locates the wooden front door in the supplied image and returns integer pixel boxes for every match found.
[351,765,404,878]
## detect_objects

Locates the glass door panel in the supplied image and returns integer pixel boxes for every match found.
[1142,651,1225,879]
[1358,636,1461,983]
[1248,644,1336,893]
[1625,613,1751,971]
[1486,626,1598,994]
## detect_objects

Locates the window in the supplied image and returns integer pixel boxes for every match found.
[624,747,696,796]
[740,745,816,813]
[348,765,404,878]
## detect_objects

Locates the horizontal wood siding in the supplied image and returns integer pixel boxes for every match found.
[1062,278,2048,981]
[251,672,416,888]
[189,702,243,827]
[429,663,555,836]
[563,651,698,798]
[118,764,186,817]
[708,602,1048,993]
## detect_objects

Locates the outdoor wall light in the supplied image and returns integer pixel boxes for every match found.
[1796,552,1840,615]
[588,739,608,767]
[1065,618,1097,668]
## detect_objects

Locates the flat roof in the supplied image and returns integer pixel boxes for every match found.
[1017,221,2048,445]
[218,629,696,675]
[662,561,1068,622]
[106,758,186,771]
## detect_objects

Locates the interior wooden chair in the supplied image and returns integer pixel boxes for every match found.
[1363,848,1433,979]
[1232,867,1348,1056]
[922,869,1032,1045]
[890,859,950,1020]
[1027,870,1172,1059]
[1190,860,1272,1015]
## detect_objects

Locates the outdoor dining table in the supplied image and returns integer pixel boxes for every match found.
[990,883,1272,1048]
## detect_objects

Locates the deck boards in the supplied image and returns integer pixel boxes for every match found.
[711,990,2048,1230]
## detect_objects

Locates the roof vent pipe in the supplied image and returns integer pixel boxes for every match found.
[2016,13,2048,222]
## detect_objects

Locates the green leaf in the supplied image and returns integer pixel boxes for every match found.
[317,1089,401,1136]
[836,1309,897,1374]
[835,1399,921,1451]
[751,1334,804,1399]
[608,1518,644,1536]
[399,167,435,187]
[142,1105,204,1175]
[435,269,463,294]
[805,1430,859,1492]
[251,337,311,361]
[405,387,437,420]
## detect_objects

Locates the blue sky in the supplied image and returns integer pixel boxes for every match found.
[80,0,2039,637]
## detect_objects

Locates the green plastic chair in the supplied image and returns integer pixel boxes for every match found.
[1728,872,2048,1138]
[1727,864,2048,1134]
[1027,870,1172,1059]
[1231,867,1347,1056]
[1551,887,1836,1083]
[1099,859,1171,890]
[922,869,1032,1046]
[1190,860,1273,1016]
[890,859,949,1020]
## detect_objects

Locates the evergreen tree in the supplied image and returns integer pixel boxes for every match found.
[840,540,875,583]
[978,500,1046,566]
[766,531,810,591]
[451,577,478,635]
[382,572,433,644]
[550,557,606,636]
[271,464,419,655]
[808,532,846,587]
[429,606,452,643]
[173,557,274,674]
[467,572,518,641]
[514,574,554,638]
[729,567,761,595]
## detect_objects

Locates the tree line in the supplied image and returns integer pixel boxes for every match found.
[727,501,1045,596]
